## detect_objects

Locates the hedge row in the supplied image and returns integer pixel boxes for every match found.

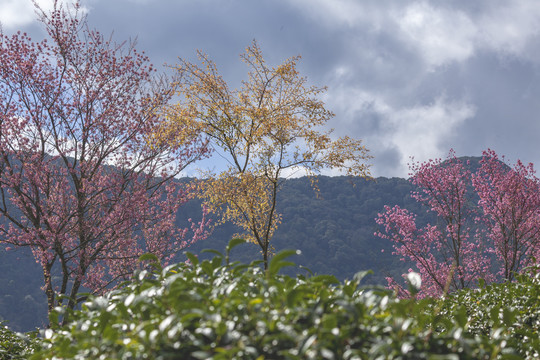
[24,240,537,359]
[438,267,539,359]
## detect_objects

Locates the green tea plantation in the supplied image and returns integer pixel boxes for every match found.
[3,240,539,359]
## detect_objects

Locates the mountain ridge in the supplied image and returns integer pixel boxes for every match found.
[0,157,483,331]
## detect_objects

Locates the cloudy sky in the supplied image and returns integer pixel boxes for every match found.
[2,0,539,178]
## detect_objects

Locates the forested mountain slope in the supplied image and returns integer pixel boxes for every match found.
[1,174,426,331]
[188,176,422,281]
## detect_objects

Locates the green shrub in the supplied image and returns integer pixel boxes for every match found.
[438,265,540,359]
[31,240,525,359]
[0,323,38,359]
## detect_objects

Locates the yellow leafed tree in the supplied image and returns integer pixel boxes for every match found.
[156,41,372,269]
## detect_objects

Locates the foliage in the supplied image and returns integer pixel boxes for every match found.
[376,150,540,297]
[1,175,417,331]
[0,323,39,359]
[31,241,523,359]
[438,264,540,359]
[472,150,540,280]
[0,1,209,322]
[189,176,417,282]
[155,40,371,269]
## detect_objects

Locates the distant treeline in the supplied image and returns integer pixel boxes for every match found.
[1,172,436,332]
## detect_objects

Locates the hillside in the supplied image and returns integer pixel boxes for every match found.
[188,176,423,280]
[0,174,427,331]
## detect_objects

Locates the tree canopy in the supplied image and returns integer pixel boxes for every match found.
[0,1,209,322]
[376,150,540,297]
[155,41,371,268]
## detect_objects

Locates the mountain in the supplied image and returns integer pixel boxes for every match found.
[0,173,428,332]
[188,176,423,280]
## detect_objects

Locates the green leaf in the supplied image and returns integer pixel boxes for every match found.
[352,270,373,285]
[192,350,213,359]
[502,307,516,326]
[226,238,246,252]
[268,249,300,277]
[184,251,199,266]
[478,278,485,289]
[454,306,468,328]
[211,256,223,271]
[321,314,338,329]
[406,272,422,296]
[286,288,305,307]
[201,261,214,276]
[48,309,59,328]
[311,274,340,285]
[427,355,459,360]
[298,265,314,276]
[201,249,223,258]
[139,253,160,263]
[226,238,246,265]
[498,354,529,360]
[299,335,318,355]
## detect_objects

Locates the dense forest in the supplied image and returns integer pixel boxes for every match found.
[0,174,425,332]
[190,175,423,280]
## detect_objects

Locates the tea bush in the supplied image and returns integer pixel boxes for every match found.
[29,239,528,359]
[438,265,540,359]
[0,323,38,359]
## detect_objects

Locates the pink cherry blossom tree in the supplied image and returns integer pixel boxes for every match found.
[0,1,209,320]
[376,149,540,298]
[472,149,540,281]
[376,152,492,297]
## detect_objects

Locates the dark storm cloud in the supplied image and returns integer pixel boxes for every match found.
[451,51,540,161]
[84,0,310,83]
[3,0,540,177]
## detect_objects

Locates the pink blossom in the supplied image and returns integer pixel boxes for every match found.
[0,3,210,322]
[376,149,540,298]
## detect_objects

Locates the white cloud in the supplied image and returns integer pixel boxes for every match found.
[380,97,476,170]
[0,0,39,28]
[396,0,540,66]
[393,1,540,66]
[250,0,540,177]
[0,0,87,30]
[395,2,477,69]
[290,0,540,68]
[327,86,476,177]
[478,0,540,60]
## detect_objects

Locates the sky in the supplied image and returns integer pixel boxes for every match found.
[1,0,539,178]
